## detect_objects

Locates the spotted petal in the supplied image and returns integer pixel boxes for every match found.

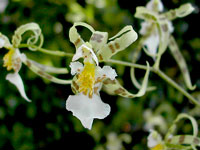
[69,22,95,50]
[66,93,111,129]
[70,61,83,75]
[103,62,150,98]
[164,3,195,20]
[6,72,31,102]
[169,36,196,90]
[89,31,108,53]
[97,26,138,61]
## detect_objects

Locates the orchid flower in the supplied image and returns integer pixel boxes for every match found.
[1,23,70,102]
[66,43,116,129]
[147,114,200,150]
[0,33,31,102]
[139,0,174,56]
[66,22,150,129]
[147,130,164,150]
[135,1,196,90]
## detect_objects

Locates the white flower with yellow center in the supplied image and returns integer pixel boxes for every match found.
[66,43,117,129]
[147,130,164,150]
[0,35,31,102]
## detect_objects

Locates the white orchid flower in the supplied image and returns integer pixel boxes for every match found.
[66,43,117,129]
[67,22,150,129]
[139,0,174,56]
[0,35,31,102]
[147,130,164,150]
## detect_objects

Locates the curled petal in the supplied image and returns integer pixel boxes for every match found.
[70,61,84,75]
[6,73,31,102]
[66,93,110,129]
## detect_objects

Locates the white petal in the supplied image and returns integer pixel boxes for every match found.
[147,130,162,148]
[69,61,83,75]
[72,46,83,61]
[101,66,117,80]
[0,38,5,48]
[139,22,151,35]
[168,21,174,33]
[66,93,110,129]
[144,32,159,55]
[6,73,31,102]
[0,0,8,13]
[146,0,164,12]
[74,44,99,65]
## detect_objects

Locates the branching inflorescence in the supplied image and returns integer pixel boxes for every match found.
[0,0,200,149]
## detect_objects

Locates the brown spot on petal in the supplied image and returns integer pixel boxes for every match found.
[114,88,126,95]
[121,93,127,96]
[38,70,45,76]
[75,38,81,46]
[115,43,120,49]
[161,24,168,32]
[109,44,115,53]
[71,87,76,94]
[179,135,185,144]
[45,74,53,80]
[193,137,200,145]
[72,80,79,91]
[103,79,116,85]
[94,87,99,95]
[98,54,103,61]
[26,61,31,67]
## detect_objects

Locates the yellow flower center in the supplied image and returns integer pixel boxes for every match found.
[77,62,95,98]
[3,49,15,71]
[151,144,164,150]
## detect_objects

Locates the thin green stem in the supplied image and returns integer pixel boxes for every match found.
[105,59,152,71]
[155,69,200,106]
[105,59,200,107]
[19,44,74,57]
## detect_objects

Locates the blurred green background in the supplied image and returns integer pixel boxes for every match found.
[0,0,200,149]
